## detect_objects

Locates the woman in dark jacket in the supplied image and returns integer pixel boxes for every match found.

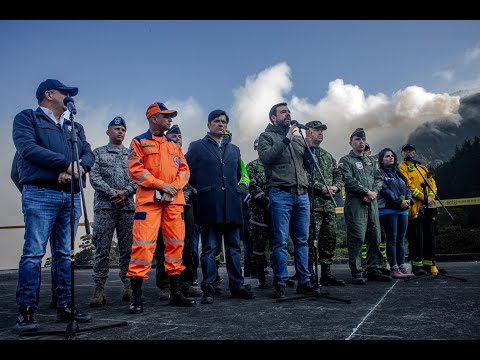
[377,148,415,278]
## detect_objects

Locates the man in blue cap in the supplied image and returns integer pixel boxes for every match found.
[88,116,137,307]
[12,79,94,332]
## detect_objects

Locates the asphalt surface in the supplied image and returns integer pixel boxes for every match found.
[0,260,479,350]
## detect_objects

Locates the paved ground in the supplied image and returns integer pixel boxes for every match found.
[0,260,479,349]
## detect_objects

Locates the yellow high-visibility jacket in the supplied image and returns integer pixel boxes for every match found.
[398,160,437,219]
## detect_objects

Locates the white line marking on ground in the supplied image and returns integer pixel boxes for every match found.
[345,280,399,340]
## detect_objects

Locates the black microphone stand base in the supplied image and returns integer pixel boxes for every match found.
[404,266,467,283]
[276,287,352,304]
[18,320,128,338]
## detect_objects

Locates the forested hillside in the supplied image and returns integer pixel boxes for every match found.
[404,92,480,167]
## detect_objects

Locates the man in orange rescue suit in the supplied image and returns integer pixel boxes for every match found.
[127,102,194,314]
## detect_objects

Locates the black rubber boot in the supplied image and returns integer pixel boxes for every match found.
[129,277,143,314]
[308,261,316,285]
[320,263,346,286]
[169,275,196,307]
[257,265,268,289]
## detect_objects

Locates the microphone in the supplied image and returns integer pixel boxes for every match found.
[291,120,309,130]
[405,157,422,165]
[63,96,77,115]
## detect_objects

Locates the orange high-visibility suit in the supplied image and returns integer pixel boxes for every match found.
[127,130,190,279]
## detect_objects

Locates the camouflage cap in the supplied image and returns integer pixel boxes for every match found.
[351,127,366,139]
[305,120,327,130]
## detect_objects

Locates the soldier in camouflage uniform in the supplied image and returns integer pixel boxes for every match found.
[89,116,137,306]
[304,121,345,286]
[338,128,391,285]
[246,138,272,289]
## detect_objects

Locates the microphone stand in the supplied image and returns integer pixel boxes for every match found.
[404,162,466,283]
[20,110,127,338]
[277,129,351,304]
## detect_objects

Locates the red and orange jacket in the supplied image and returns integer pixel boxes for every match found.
[128,130,189,206]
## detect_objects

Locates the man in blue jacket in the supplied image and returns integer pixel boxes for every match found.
[12,79,94,333]
[185,109,255,304]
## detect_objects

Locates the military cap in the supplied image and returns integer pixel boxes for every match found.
[305,120,327,130]
[166,124,181,136]
[351,127,366,139]
[108,116,126,130]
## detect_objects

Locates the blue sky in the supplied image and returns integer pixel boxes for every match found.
[0,20,479,268]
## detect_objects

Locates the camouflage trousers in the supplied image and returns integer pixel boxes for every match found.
[92,209,134,285]
[250,212,272,271]
[308,210,337,265]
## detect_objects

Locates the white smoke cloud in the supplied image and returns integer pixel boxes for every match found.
[229,62,292,157]
[232,64,461,163]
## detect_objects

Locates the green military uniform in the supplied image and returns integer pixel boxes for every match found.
[246,156,271,287]
[304,120,345,286]
[338,128,385,280]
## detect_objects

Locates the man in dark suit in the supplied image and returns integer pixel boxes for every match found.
[185,109,255,304]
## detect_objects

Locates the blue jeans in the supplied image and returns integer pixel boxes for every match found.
[269,187,311,286]
[17,185,81,309]
[200,224,244,291]
[380,213,408,267]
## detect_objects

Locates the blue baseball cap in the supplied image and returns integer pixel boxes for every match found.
[402,144,416,151]
[36,79,79,99]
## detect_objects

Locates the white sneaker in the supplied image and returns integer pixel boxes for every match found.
[390,265,410,279]
[398,264,415,278]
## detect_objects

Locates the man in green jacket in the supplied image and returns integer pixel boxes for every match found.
[257,102,313,298]
[338,128,391,284]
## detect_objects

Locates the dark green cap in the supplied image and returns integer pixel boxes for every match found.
[351,127,366,139]
[305,120,327,130]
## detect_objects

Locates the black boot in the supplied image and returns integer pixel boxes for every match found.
[257,265,268,289]
[129,277,143,314]
[308,261,316,285]
[169,275,196,307]
[320,263,345,286]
